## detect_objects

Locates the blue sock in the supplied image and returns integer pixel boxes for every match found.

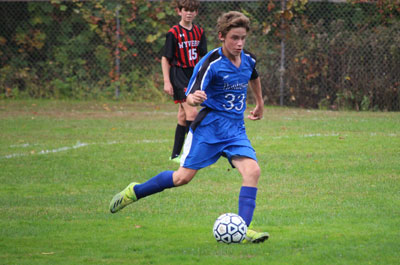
[133,171,175,200]
[238,186,257,227]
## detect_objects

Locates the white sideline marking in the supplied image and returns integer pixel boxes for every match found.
[271,132,397,140]
[2,139,169,159]
[2,142,89,159]
[301,133,340,138]
[37,142,89,155]
[10,143,37,148]
[271,133,340,139]
[139,139,168,144]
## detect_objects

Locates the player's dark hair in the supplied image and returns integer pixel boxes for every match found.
[217,11,250,38]
[175,0,200,12]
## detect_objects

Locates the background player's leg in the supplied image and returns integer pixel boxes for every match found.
[171,104,186,160]
[181,101,197,136]
[181,102,197,123]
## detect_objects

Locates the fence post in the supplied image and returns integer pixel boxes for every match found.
[279,0,286,106]
[115,4,121,99]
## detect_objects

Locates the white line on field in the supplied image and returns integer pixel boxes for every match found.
[139,139,169,144]
[9,143,38,148]
[2,142,89,159]
[271,133,341,139]
[2,139,169,159]
[37,142,89,155]
[271,132,397,140]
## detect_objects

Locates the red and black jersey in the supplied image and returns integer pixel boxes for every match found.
[162,24,207,68]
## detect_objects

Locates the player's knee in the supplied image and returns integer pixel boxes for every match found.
[182,103,197,120]
[177,110,186,122]
[186,108,198,120]
[252,165,261,178]
[173,175,191,186]
[173,170,196,186]
[250,170,260,183]
[245,165,261,184]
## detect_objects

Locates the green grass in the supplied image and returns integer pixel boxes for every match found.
[0,100,399,265]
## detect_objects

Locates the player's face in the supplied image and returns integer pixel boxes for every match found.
[178,8,198,24]
[219,27,247,58]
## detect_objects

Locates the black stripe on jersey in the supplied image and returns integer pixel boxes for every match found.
[180,27,191,68]
[192,25,200,42]
[190,107,212,133]
[170,26,181,66]
[243,49,257,61]
[187,48,222,94]
[243,49,259,80]
[175,26,185,67]
[192,26,202,64]
[188,30,195,67]
[171,25,186,68]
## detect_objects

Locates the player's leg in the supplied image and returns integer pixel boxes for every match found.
[172,166,198,186]
[181,101,197,133]
[170,65,192,161]
[171,104,187,161]
[232,157,269,243]
[109,167,198,213]
[232,157,260,226]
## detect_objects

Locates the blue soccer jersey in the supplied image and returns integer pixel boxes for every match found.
[181,47,259,170]
[186,47,259,118]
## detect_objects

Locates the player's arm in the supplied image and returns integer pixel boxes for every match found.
[248,77,264,120]
[198,30,208,57]
[161,56,173,96]
[187,90,207,106]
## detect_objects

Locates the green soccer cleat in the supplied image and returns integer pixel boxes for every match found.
[242,229,270,244]
[169,156,181,164]
[109,182,139,213]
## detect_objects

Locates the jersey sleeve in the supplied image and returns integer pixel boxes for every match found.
[162,32,176,61]
[198,32,208,57]
[246,50,259,80]
[250,66,259,80]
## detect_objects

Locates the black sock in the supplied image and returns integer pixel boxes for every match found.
[171,124,186,159]
[186,120,193,134]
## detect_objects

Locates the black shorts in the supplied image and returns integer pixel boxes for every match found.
[170,66,194,103]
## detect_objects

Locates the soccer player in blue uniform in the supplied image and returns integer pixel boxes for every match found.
[161,0,207,163]
[110,11,269,243]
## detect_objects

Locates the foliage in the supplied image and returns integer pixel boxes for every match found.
[0,0,174,101]
[261,0,400,110]
[0,0,399,110]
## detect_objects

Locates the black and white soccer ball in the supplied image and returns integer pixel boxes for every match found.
[213,213,247,244]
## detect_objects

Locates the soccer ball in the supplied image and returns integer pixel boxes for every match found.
[213,213,247,244]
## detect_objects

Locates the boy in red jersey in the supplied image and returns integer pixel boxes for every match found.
[161,0,207,163]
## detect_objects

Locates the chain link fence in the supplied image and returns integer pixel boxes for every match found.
[1,0,399,110]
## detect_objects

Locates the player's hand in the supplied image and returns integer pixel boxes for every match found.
[248,105,263,120]
[163,82,174,96]
[187,90,207,106]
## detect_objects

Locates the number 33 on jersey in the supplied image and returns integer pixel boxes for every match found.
[186,47,259,117]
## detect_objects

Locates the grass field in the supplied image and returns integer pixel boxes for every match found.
[0,100,399,265]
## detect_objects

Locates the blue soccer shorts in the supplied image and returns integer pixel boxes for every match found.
[180,108,257,170]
